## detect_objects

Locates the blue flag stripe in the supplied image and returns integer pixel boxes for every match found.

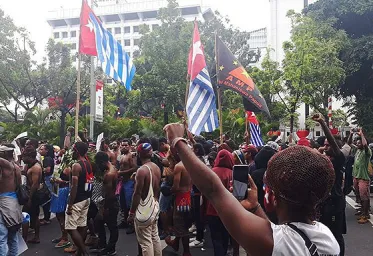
[187,68,219,135]
[249,122,264,147]
[89,13,135,90]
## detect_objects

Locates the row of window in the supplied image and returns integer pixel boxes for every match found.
[118,39,140,47]
[68,38,139,50]
[54,31,76,39]
[108,24,159,35]
[53,24,160,39]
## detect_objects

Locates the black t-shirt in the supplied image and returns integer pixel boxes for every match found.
[74,160,93,204]
[325,151,346,212]
[42,156,55,177]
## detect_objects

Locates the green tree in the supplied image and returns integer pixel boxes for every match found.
[0,9,49,120]
[132,0,257,124]
[40,40,91,146]
[279,11,346,136]
[306,0,373,133]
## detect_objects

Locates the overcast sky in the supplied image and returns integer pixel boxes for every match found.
[0,0,269,62]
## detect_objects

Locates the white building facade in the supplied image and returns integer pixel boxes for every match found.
[268,0,318,64]
[248,27,267,68]
[47,0,203,57]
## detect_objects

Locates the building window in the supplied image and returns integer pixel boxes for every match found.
[62,32,68,38]
[316,131,321,137]
[133,26,139,33]
[152,24,159,30]
[124,26,130,34]
[71,31,76,38]
[107,28,112,34]
[54,32,59,39]
[71,43,77,50]
[124,39,131,46]
[115,27,121,34]
[134,39,140,46]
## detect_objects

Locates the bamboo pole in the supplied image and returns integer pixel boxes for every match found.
[75,54,82,141]
[215,33,223,144]
[245,114,251,145]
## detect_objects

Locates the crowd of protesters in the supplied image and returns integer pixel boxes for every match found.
[0,113,371,256]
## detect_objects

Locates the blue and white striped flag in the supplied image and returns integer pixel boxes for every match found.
[246,111,264,147]
[89,13,136,91]
[186,22,219,135]
[250,122,264,147]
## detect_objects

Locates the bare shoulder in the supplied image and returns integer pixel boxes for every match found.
[0,158,12,169]
[106,170,118,180]
[33,163,43,173]
[174,162,185,172]
[72,162,82,175]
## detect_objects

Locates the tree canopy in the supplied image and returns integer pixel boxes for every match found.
[306,0,373,133]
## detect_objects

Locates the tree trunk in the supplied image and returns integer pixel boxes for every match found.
[59,110,67,147]
[289,114,294,143]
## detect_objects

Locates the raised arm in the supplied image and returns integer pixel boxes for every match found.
[312,114,340,156]
[347,129,354,146]
[164,124,273,256]
[360,129,369,153]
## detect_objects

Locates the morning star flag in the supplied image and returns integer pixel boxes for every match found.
[186,22,219,135]
[216,36,270,117]
[79,0,136,91]
[246,111,264,147]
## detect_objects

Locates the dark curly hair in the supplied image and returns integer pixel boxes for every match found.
[265,146,335,216]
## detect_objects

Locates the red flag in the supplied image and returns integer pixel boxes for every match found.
[246,111,259,125]
[79,0,97,56]
[187,21,206,80]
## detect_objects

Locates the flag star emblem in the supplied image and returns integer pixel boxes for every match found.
[219,65,224,71]
[241,70,250,78]
[86,18,94,32]
[192,40,203,64]
[233,60,238,66]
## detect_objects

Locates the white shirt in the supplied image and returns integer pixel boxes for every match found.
[341,143,351,158]
[271,222,340,256]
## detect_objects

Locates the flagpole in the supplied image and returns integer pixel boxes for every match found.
[245,115,250,145]
[75,54,82,141]
[89,0,96,140]
[185,19,197,119]
[89,56,95,139]
[215,33,223,144]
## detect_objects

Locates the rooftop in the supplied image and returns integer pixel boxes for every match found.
[47,0,202,27]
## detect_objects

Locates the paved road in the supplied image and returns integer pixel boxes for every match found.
[21,196,373,256]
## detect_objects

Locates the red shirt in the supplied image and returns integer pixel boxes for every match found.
[206,149,233,216]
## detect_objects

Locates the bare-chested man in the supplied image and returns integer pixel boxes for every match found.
[118,139,137,233]
[128,143,161,256]
[165,154,193,256]
[94,151,119,255]
[22,146,43,244]
[101,139,117,166]
[0,151,23,255]
[110,142,121,167]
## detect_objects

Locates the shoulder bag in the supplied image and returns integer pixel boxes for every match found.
[135,164,159,227]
